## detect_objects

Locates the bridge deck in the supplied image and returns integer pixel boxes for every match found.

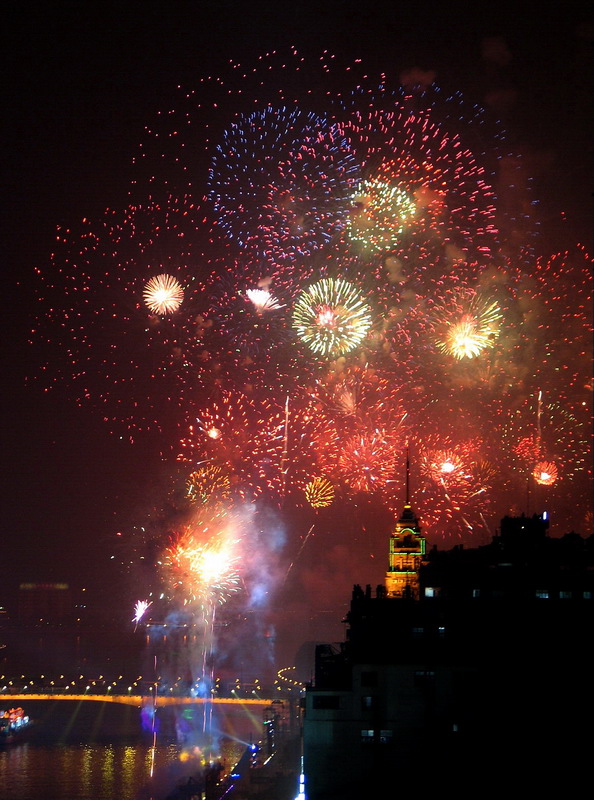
[0,694,274,707]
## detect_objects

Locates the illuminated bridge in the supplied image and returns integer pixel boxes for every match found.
[0,668,303,709]
[0,693,277,708]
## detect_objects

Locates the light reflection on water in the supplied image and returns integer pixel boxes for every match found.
[0,700,262,800]
[1,741,186,800]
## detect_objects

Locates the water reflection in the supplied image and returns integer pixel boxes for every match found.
[0,699,263,800]
[1,736,257,800]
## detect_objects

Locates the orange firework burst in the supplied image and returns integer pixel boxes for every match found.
[421,449,469,486]
[164,519,242,606]
[304,477,335,508]
[177,391,254,459]
[143,273,185,314]
[413,436,494,536]
[533,460,558,485]
[186,465,231,504]
[435,295,501,360]
[338,432,400,493]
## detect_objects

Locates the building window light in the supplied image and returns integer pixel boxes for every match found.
[424,587,437,598]
[584,591,592,600]
[535,590,549,599]
[361,729,374,743]
[559,591,571,599]
[472,589,480,598]
[379,730,393,744]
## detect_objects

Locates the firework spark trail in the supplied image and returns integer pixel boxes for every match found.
[284,524,316,584]
[200,601,217,739]
[279,395,289,500]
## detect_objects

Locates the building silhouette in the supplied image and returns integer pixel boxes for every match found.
[302,507,594,798]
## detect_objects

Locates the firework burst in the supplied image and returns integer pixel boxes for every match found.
[177,391,286,498]
[163,514,242,607]
[186,465,232,504]
[304,477,335,508]
[245,287,285,313]
[434,294,502,360]
[293,278,373,358]
[347,177,417,253]
[132,599,152,626]
[337,431,402,494]
[143,274,185,315]
[421,449,469,486]
[208,106,360,262]
[533,460,558,486]
[339,94,500,265]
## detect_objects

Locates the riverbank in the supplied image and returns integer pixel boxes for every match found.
[221,735,301,800]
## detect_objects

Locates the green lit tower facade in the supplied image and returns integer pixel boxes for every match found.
[385,452,426,599]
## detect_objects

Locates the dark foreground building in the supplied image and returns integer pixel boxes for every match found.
[302,504,594,798]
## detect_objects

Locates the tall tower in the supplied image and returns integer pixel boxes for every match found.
[385,451,426,599]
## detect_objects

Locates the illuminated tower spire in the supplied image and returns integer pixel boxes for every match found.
[405,444,410,505]
[385,448,426,599]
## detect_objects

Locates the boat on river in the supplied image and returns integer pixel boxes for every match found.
[0,706,32,744]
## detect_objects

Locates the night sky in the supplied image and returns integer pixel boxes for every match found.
[2,1,592,659]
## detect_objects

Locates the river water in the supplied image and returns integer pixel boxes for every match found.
[0,699,264,800]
